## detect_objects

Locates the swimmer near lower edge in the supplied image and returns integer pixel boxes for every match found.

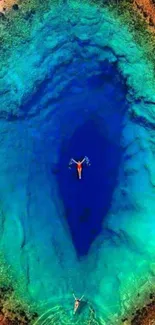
[33,293,97,325]
[72,293,96,319]
[73,293,84,315]
[68,156,91,179]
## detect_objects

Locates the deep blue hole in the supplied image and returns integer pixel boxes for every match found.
[56,67,128,257]
[57,118,123,256]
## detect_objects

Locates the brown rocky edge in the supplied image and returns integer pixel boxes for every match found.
[133,0,155,29]
[0,0,58,15]
[0,284,38,324]
[0,0,19,14]
[121,293,155,325]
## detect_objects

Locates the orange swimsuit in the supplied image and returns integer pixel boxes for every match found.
[74,299,80,314]
[77,162,82,179]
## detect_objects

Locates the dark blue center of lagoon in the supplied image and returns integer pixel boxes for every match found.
[57,67,128,257]
[57,120,122,257]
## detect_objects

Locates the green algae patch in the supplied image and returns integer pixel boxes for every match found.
[81,0,155,74]
[105,0,155,74]
[0,0,59,55]
[0,255,38,324]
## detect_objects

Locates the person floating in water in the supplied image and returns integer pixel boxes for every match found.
[73,293,84,314]
[69,156,90,179]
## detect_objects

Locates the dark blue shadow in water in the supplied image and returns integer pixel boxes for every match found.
[57,119,122,256]
[55,63,128,257]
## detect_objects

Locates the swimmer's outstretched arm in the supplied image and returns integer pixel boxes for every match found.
[73,293,77,300]
[82,156,91,165]
[69,158,78,167]
[79,295,84,301]
[81,158,86,164]
[73,293,84,301]
[72,159,78,164]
